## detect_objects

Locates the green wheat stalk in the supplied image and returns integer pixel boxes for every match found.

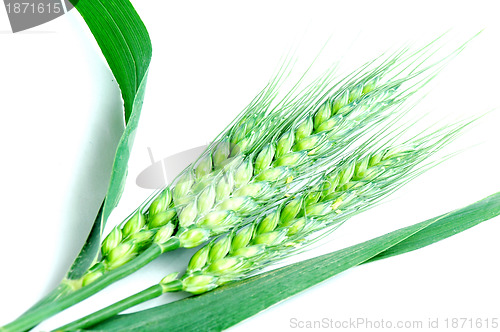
[1,37,470,332]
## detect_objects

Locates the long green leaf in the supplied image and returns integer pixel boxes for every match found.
[5,0,152,328]
[87,192,500,331]
[66,0,152,279]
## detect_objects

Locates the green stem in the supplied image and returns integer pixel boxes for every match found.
[1,238,180,332]
[55,280,183,331]
[55,285,164,331]
[18,283,73,318]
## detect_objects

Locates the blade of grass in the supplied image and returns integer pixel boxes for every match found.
[84,192,500,332]
[2,0,153,330]
[66,0,152,280]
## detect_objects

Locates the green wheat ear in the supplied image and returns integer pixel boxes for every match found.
[85,38,463,284]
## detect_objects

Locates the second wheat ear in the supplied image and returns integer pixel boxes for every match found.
[56,113,478,330]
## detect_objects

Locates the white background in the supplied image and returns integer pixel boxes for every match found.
[1,1,499,331]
